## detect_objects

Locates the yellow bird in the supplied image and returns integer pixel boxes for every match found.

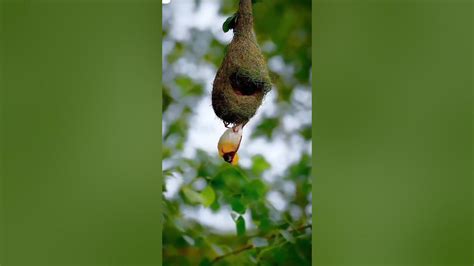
[217,124,243,165]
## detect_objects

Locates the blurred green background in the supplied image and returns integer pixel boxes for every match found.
[1,2,161,264]
[162,0,312,265]
[314,1,472,265]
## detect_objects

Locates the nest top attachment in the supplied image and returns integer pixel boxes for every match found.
[212,0,272,126]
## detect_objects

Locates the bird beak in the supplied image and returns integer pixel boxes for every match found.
[231,153,239,165]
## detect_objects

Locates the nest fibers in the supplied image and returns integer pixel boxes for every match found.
[212,0,272,126]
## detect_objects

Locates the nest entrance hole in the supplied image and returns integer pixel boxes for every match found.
[229,71,266,96]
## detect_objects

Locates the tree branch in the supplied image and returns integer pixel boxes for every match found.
[212,243,254,264]
[210,224,312,264]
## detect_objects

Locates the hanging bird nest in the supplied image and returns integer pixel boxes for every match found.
[212,0,272,126]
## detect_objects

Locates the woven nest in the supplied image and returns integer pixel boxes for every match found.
[212,0,272,126]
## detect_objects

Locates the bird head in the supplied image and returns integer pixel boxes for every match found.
[223,151,239,165]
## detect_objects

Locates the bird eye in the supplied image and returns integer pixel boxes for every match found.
[223,153,233,163]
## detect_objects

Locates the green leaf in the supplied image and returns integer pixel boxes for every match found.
[194,236,205,247]
[287,153,312,180]
[162,86,173,112]
[175,75,193,90]
[222,13,237,33]
[200,186,216,207]
[236,216,246,236]
[251,155,271,175]
[210,199,221,211]
[199,258,212,266]
[164,112,189,140]
[166,42,184,64]
[182,186,202,204]
[256,217,273,233]
[214,166,248,193]
[231,197,246,214]
[250,201,270,220]
[175,75,203,96]
[243,179,267,201]
[251,117,279,139]
[300,125,312,140]
[279,229,296,243]
[183,235,195,246]
[248,254,258,264]
[211,244,224,256]
[251,237,269,247]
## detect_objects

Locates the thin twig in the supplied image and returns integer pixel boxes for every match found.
[210,224,311,264]
[290,224,312,232]
[212,243,254,264]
